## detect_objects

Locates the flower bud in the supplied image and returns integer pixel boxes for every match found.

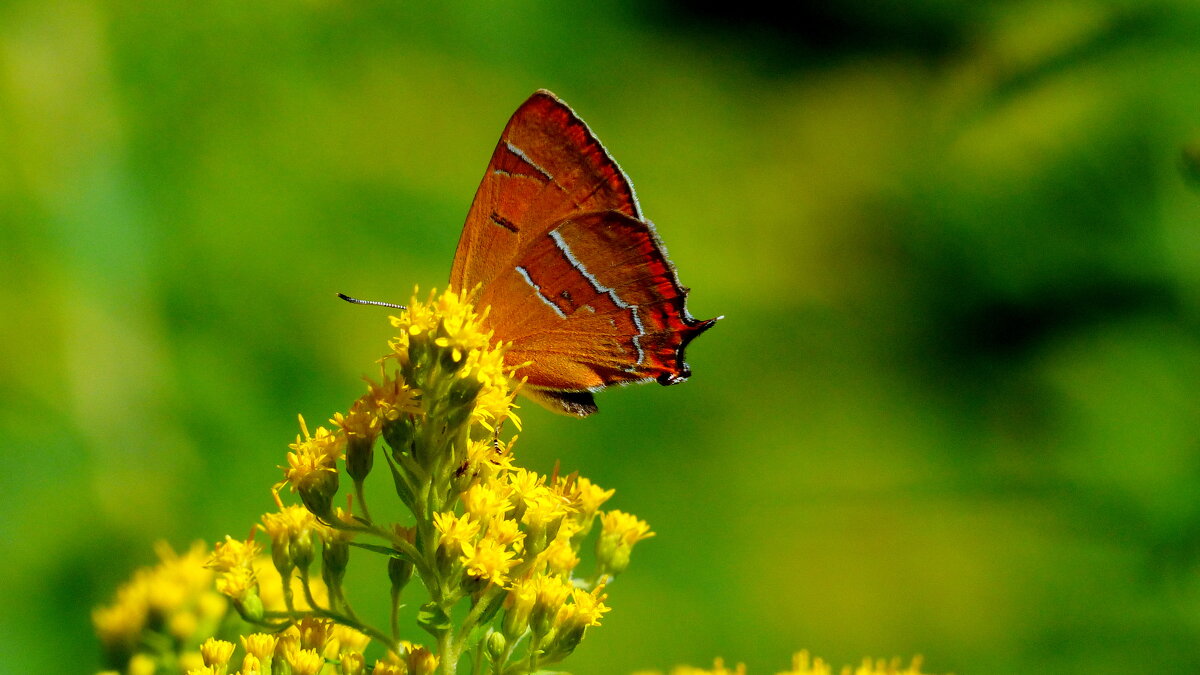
[486,631,507,661]
[388,555,414,594]
[383,415,417,458]
[345,435,375,483]
[320,519,352,583]
[502,584,534,640]
[240,654,263,675]
[339,651,365,675]
[297,468,339,522]
[449,374,482,403]
[405,646,439,675]
[236,589,265,623]
[292,529,315,573]
[552,623,587,657]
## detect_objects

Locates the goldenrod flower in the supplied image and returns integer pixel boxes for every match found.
[371,653,408,675]
[199,638,234,667]
[560,585,610,630]
[546,586,609,660]
[338,650,365,675]
[240,653,264,675]
[648,652,941,675]
[461,483,512,523]
[129,653,158,675]
[388,288,520,432]
[461,536,520,587]
[540,528,581,576]
[240,633,278,663]
[317,508,357,588]
[94,540,219,652]
[363,372,421,423]
[596,509,655,577]
[208,537,263,611]
[464,438,515,483]
[485,516,525,551]
[405,645,439,675]
[528,574,573,637]
[295,616,334,653]
[261,504,317,574]
[332,396,382,440]
[282,645,325,675]
[92,591,148,650]
[330,624,371,658]
[433,511,480,555]
[283,416,344,519]
[521,487,572,533]
[502,575,539,638]
[601,509,655,546]
[214,566,256,604]
[569,476,615,534]
[506,468,544,512]
[333,394,384,483]
[208,536,261,575]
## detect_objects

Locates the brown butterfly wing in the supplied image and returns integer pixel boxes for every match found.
[478,211,718,416]
[450,90,641,293]
[450,91,718,416]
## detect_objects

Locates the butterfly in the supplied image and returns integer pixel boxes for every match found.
[448,90,719,417]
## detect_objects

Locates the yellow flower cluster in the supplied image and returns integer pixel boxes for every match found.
[282,416,347,519]
[96,288,653,675]
[180,618,427,675]
[639,652,943,675]
[432,465,622,590]
[387,287,521,431]
[93,541,341,675]
[92,542,221,664]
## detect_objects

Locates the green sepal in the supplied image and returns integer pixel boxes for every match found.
[384,450,416,509]
[417,601,452,636]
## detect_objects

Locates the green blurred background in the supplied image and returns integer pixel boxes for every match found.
[5,1,1200,673]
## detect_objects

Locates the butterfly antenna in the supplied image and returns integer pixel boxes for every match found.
[337,293,407,310]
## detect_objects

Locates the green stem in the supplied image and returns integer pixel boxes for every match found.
[438,628,459,675]
[293,575,396,651]
[390,583,403,645]
[354,478,372,523]
[493,636,521,675]
[455,585,501,647]
[472,638,484,675]
[527,633,540,674]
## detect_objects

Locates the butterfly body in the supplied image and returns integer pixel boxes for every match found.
[451,90,718,416]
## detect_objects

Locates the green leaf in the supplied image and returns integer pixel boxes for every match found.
[475,590,506,627]
[463,621,491,651]
[417,601,452,636]
[348,542,401,557]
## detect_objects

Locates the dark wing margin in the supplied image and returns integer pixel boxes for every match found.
[523,388,600,417]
